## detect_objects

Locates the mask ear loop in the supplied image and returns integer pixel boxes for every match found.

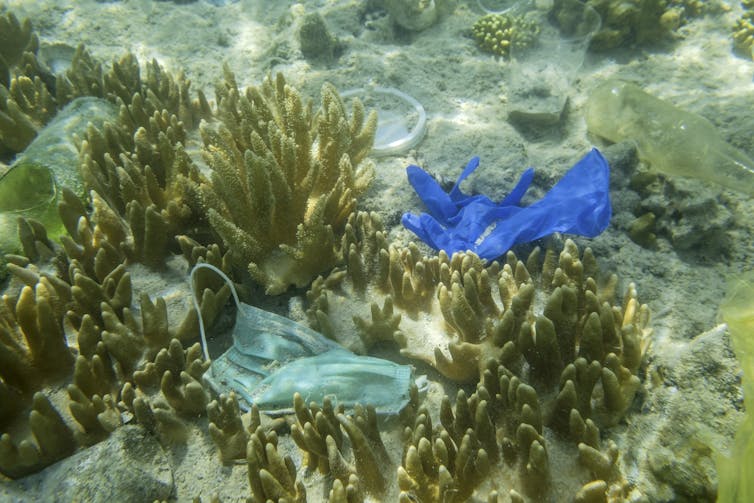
[189,263,243,366]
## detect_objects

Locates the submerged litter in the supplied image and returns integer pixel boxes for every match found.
[586,80,754,195]
[190,263,418,415]
[506,0,601,126]
[402,148,612,260]
[341,86,427,157]
[476,0,521,14]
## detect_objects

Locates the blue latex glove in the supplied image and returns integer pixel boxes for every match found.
[401,148,612,260]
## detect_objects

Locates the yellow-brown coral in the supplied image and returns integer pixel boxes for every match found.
[304,225,650,499]
[198,70,376,294]
[733,0,754,59]
[309,215,649,391]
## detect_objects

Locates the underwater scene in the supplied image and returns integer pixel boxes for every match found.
[1,0,753,501]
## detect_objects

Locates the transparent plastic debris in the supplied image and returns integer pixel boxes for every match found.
[506,0,601,125]
[341,86,427,157]
[190,263,418,415]
[0,97,118,253]
[586,80,754,195]
[38,42,76,74]
[476,0,521,14]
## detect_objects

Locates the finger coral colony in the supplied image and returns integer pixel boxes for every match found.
[0,2,749,502]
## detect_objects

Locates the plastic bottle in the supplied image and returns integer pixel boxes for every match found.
[0,97,117,252]
[585,80,754,195]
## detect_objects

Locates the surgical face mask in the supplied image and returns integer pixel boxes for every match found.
[190,263,418,415]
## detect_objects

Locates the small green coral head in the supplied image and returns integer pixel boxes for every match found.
[472,13,540,57]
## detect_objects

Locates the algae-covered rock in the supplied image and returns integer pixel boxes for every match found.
[628,212,657,248]
[298,13,340,62]
[12,425,173,501]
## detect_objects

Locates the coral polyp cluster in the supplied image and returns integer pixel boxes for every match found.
[733,0,754,59]
[0,9,384,491]
[551,0,714,50]
[471,13,540,58]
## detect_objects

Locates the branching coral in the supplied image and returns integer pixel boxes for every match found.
[0,196,227,478]
[309,213,649,388]
[0,10,44,156]
[552,0,713,50]
[289,392,391,496]
[290,391,345,474]
[328,474,364,503]
[0,5,661,499]
[0,277,73,387]
[0,61,233,467]
[198,70,376,294]
[396,368,629,501]
[0,271,73,445]
[0,249,220,473]
[733,0,754,59]
[0,392,76,479]
[108,338,211,446]
[0,10,36,73]
[76,53,210,266]
[399,398,494,501]
[2,35,210,263]
[207,392,253,463]
[306,215,649,498]
[0,73,55,155]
